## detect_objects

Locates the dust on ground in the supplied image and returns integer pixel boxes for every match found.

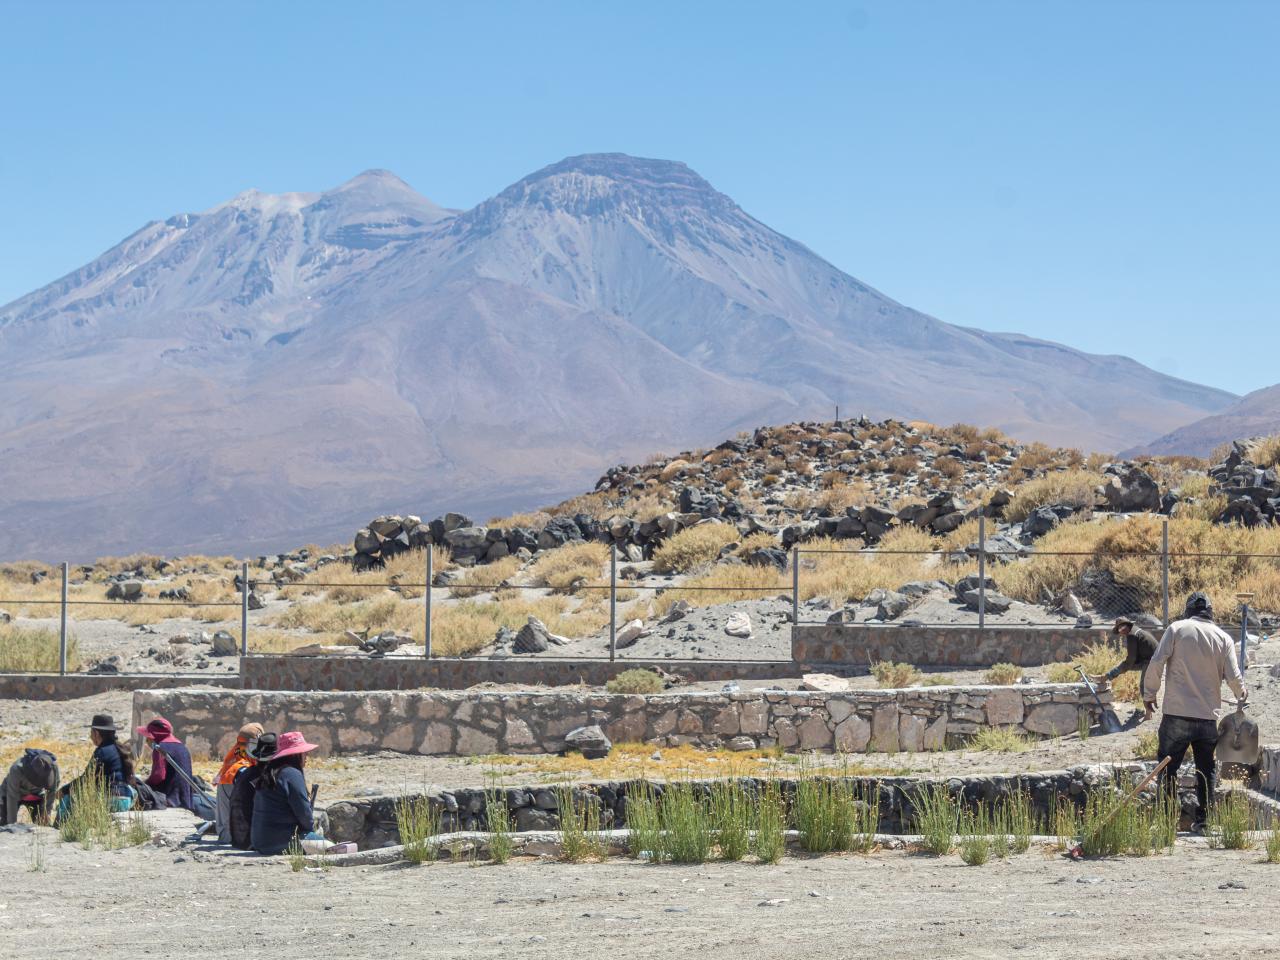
[0,824,1276,960]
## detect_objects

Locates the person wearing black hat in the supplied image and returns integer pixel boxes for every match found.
[1,748,60,825]
[1087,617,1158,722]
[56,714,137,821]
[1144,592,1247,832]
[228,732,277,850]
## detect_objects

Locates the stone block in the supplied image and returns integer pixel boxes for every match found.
[504,718,535,748]
[870,703,899,753]
[381,722,417,753]
[834,714,871,752]
[740,700,768,735]
[984,689,1025,727]
[923,715,948,751]
[797,715,832,750]
[712,705,740,736]
[898,713,927,753]
[774,718,799,749]
[456,726,498,755]
[420,722,454,754]
[1024,702,1079,736]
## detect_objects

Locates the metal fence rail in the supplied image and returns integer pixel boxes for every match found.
[2,518,1276,674]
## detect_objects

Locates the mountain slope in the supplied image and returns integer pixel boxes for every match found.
[0,154,1236,559]
[1124,383,1280,458]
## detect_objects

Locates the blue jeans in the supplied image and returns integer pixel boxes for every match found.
[1157,714,1217,823]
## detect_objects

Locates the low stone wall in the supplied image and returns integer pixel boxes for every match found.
[325,764,1154,848]
[793,625,1104,668]
[1261,745,1280,795]
[240,654,801,691]
[0,673,237,701]
[132,683,1106,760]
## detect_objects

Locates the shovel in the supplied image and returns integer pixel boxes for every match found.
[1076,666,1123,735]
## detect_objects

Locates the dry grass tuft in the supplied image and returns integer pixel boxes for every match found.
[0,624,80,672]
[651,523,739,574]
[450,555,522,598]
[1005,470,1103,522]
[530,542,608,593]
[871,661,922,688]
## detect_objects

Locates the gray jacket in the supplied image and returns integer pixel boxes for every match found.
[1,749,60,825]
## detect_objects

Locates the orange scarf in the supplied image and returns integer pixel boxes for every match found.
[214,738,256,785]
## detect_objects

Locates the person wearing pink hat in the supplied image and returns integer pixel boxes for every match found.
[137,716,213,819]
[251,731,353,855]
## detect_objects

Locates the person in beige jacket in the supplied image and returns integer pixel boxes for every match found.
[1143,592,1247,831]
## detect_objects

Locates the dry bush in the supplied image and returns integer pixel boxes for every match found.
[984,663,1023,685]
[791,459,815,477]
[1044,640,1142,703]
[659,459,691,482]
[1176,473,1212,499]
[871,661,921,688]
[651,523,739,574]
[934,456,964,480]
[530,542,608,593]
[0,624,80,672]
[783,490,817,510]
[887,455,919,475]
[946,423,981,443]
[450,555,522,598]
[1250,435,1280,469]
[269,594,405,634]
[432,596,608,656]
[1005,469,1104,522]
[761,474,781,487]
[796,531,964,605]
[723,476,744,494]
[817,479,871,512]
[734,531,780,556]
[488,509,552,530]
[704,448,736,466]
[605,669,665,694]
[654,564,788,615]
[1011,442,1062,473]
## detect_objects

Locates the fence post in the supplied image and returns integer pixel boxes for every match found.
[791,547,800,627]
[977,515,986,631]
[424,547,433,659]
[608,542,617,662]
[1161,519,1170,628]
[239,561,249,657]
[59,561,68,676]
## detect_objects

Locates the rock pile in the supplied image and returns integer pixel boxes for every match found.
[1211,440,1280,527]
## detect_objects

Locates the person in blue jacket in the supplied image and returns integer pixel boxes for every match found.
[251,730,320,855]
[57,714,136,820]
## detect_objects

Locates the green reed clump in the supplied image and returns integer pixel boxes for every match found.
[1053,798,1080,852]
[484,783,514,865]
[753,782,787,864]
[624,781,663,860]
[557,785,609,862]
[794,775,859,854]
[57,769,118,849]
[394,795,442,864]
[958,808,992,866]
[1208,790,1254,851]
[913,783,959,856]
[1265,822,1280,863]
[997,788,1036,854]
[662,781,714,864]
[286,838,306,872]
[709,780,753,862]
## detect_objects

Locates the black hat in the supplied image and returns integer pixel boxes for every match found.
[1185,592,1214,619]
[89,714,119,731]
[249,732,278,761]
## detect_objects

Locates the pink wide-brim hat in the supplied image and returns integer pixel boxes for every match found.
[136,716,174,741]
[272,731,319,760]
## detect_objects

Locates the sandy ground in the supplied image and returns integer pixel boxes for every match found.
[1,822,1278,960]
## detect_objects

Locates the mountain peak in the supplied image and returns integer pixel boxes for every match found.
[526,153,711,190]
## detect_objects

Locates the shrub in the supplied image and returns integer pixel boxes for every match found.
[709,780,752,861]
[969,727,1034,753]
[531,542,608,593]
[606,669,665,694]
[57,768,118,849]
[1267,823,1280,863]
[871,661,921,689]
[934,456,965,480]
[958,809,992,866]
[558,786,609,862]
[449,555,522,599]
[661,782,714,864]
[752,783,787,864]
[485,784,513,865]
[625,782,663,860]
[651,523,738,574]
[1134,729,1159,760]
[1004,469,1103,522]
[984,662,1022,685]
[887,455,918,475]
[395,795,442,864]
[794,775,857,853]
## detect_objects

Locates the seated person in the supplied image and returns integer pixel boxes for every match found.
[58,714,136,819]
[1,748,60,825]
[251,731,353,856]
[213,722,263,844]
[137,716,207,815]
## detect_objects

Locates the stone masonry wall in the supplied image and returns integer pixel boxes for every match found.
[792,625,1105,668]
[131,684,1107,761]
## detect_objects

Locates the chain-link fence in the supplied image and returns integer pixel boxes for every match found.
[2,517,1276,674]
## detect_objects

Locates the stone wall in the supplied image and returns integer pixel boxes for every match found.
[325,763,1154,848]
[0,673,236,701]
[1261,745,1280,795]
[131,684,1107,760]
[792,625,1104,668]
[239,654,801,691]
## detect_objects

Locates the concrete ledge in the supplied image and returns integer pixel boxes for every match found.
[0,672,238,700]
[793,625,1106,668]
[239,654,802,691]
[132,683,1108,760]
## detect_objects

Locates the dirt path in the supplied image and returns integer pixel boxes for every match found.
[1,832,1277,960]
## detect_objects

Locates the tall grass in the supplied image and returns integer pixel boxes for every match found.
[662,782,715,864]
[624,782,663,860]
[794,776,858,853]
[531,543,608,593]
[0,625,80,673]
[652,523,739,574]
[709,780,753,861]
[1208,791,1254,851]
[1266,822,1280,863]
[1004,470,1104,523]
[557,785,610,862]
[752,783,787,864]
[969,727,1035,752]
[913,784,958,856]
[57,769,120,849]
[394,795,442,863]
[484,783,514,865]
[958,808,992,866]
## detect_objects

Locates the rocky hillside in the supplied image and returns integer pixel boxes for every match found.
[1125,383,1280,459]
[0,154,1235,560]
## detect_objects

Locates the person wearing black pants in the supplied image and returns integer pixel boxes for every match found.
[1144,592,1247,831]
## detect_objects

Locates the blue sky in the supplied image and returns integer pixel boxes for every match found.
[1,0,1275,393]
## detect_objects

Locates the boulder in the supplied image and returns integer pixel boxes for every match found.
[1023,505,1065,538]
[953,574,997,602]
[614,619,646,649]
[744,547,788,570]
[826,607,858,625]
[1101,465,1161,512]
[659,600,690,624]
[106,580,143,602]
[961,589,1012,614]
[564,725,612,760]
[353,528,381,555]
[874,590,912,621]
[723,612,752,638]
[930,511,966,534]
[513,616,554,654]
[800,673,851,692]
[210,630,238,656]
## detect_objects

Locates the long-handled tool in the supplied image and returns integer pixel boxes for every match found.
[1076,666,1123,735]
[1068,756,1171,859]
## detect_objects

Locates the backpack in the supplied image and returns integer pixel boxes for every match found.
[229,766,263,850]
